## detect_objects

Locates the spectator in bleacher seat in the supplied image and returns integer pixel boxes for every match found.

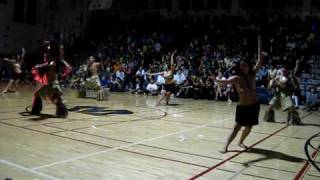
[305,86,319,111]
[177,76,194,98]
[174,69,186,85]
[109,75,122,92]
[174,69,186,96]
[214,71,226,100]
[145,79,158,96]
[256,65,268,87]
[136,66,146,89]
[156,73,165,87]
[47,13,319,106]
[115,69,125,91]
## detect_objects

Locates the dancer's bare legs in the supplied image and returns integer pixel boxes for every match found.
[14,79,20,93]
[238,126,252,149]
[2,79,14,93]
[165,92,171,105]
[156,91,167,106]
[220,123,242,153]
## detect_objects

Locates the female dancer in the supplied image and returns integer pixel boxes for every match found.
[1,48,25,93]
[214,36,262,153]
[148,51,176,106]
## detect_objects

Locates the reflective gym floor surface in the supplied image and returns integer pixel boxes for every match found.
[0,85,319,180]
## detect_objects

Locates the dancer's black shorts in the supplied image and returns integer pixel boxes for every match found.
[235,102,260,126]
[164,83,175,93]
[12,72,22,80]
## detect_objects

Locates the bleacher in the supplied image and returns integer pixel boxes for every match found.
[300,56,320,104]
[256,87,272,104]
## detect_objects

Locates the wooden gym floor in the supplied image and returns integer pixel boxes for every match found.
[0,85,319,180]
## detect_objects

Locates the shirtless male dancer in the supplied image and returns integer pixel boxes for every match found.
[214,36,262,153]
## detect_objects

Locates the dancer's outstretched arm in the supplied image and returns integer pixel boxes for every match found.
[212,75,239,86]
[294,59,301,75]
[254,36,262,73]
[3,58,15,63]
[19,47,25,65]
[147,71,164,76]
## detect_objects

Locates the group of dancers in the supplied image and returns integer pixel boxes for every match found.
[1,37,303,153]
[148,36,302,152]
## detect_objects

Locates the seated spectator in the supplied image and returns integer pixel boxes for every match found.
[174,70,186,85]
[116,69,125,91]
[177,77,194,98]
[146,79,159,96]
[110,75,122,92]
[136,66,146,81]
[204,77,215,100]
[305,87,319,111]
[156,74,165,87]
[256,65,268,87]
[131,77,144,94]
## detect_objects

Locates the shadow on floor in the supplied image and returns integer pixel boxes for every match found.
[242,147,305,167]
[19,111,57,121]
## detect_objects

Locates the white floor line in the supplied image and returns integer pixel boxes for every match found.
[0,159,61,180]
[32,118,231,170]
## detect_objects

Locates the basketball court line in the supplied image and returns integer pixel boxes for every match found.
[189,112,315,179]
[20,102,200,132]
[2,106,163,128]
[0,159,61,180]
[31,118,231,170]
[1,119,319,179]
[165,112,316,137]
[161,118,316,143]
[228,135,291,180]
[55,125,317,178]
[4,108,312,176]
[73,125,318,177]
[1,95,317,179]
[20,108,168,130]
[17,102,169,127]
[0,116,27,121]
[294,146,320,180]
[0,109,319,179]
[71,126,320,180]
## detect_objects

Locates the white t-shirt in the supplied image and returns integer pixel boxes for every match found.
[174,73,186,85]
[146,83,158,91]
[136,69,146,80]
[157,75,165,85]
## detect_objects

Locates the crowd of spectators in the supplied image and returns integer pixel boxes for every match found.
[1,13,319,108]
[66,13,319,104]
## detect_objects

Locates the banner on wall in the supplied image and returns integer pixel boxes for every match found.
[89,0,113,11]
